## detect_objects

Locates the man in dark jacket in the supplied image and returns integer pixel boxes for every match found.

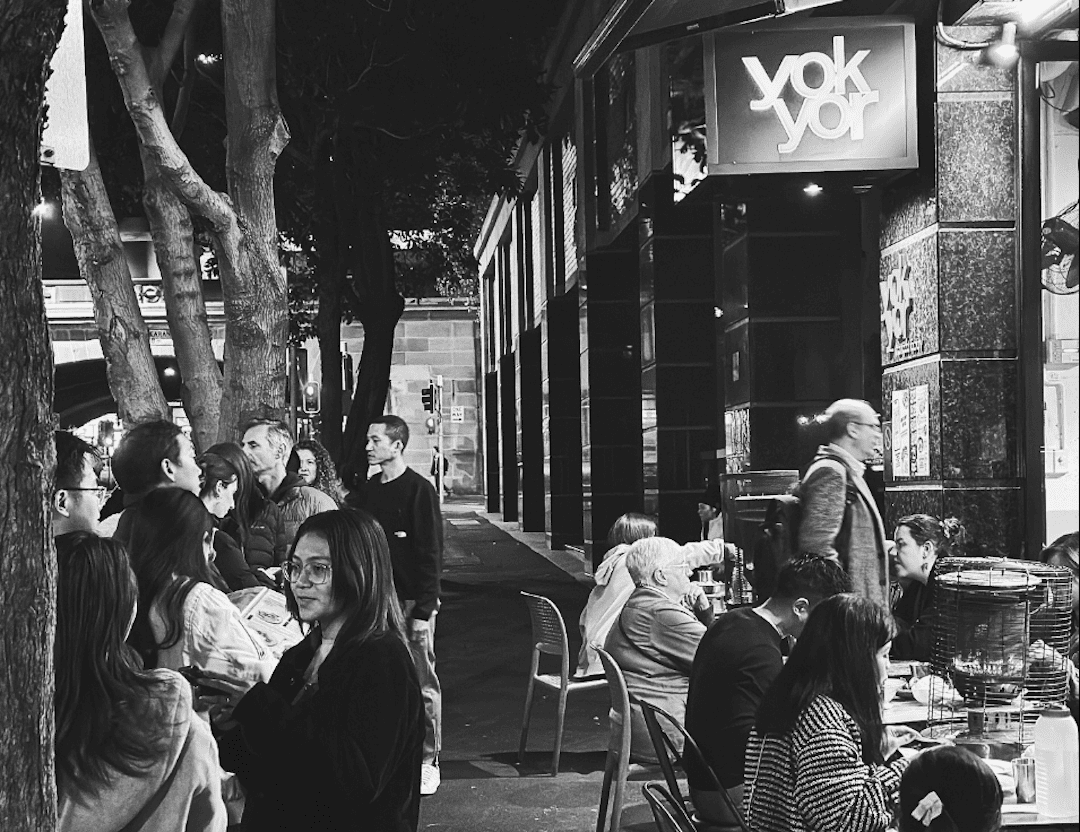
[359,415,444,796]
[241,419,336,546]
[685,555,850,825]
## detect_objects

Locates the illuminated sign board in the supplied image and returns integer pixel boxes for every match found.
[704,18,917,175]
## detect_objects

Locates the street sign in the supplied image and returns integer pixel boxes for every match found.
[41,0,89,171]
[450,406,465,423]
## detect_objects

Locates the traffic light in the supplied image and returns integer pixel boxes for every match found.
[421,383,435,412]
[301,381,321,414]
[425,415,437,435]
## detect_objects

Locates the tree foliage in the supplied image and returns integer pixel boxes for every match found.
[275,0,557,471]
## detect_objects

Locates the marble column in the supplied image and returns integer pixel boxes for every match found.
[638,175,719,543]
[880,27,1024,556]
[579,249,644,566]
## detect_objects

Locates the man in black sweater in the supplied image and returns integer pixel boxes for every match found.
[685,554,850,825]
[359,414,444,796]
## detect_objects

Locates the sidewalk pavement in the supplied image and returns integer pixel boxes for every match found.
[420,498,672,831]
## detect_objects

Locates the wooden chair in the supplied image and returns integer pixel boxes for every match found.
[595,646,632,832]
[636,698,751,832]
[518,591,607,776]
[642,782,696,832]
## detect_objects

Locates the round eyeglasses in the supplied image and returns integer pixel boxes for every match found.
[284,561,332,585]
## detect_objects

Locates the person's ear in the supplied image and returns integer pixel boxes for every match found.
[792,597,811,622]
[53,489,70,517]
[161,456,177,482]
[653,567,669,586]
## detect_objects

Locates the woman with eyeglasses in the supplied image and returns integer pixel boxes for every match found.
[125,487,275,689]
[199,448,263,592]
[55,532,227,831]
[207,509,424,832]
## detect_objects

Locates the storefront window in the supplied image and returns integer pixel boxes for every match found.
[667,37,707,204]
[1039,59,1079,540]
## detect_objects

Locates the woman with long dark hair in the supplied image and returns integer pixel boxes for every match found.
[55,532,226,831]
[205,441,287,579]
[294,438,347,505]
[199,448,261,591]
[126,487,274,687]
[890,514,966,660]
[210,509,424,832]
[744,594,911,832]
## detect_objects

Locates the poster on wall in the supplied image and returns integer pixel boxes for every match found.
[892,388,910,478]
[911,384,929,477]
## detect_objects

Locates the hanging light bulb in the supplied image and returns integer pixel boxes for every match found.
[979,22,1019,68]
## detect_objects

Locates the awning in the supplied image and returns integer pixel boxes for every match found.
[573,0,844,77]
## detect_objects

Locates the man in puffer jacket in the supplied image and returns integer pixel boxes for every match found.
[241,419,337,546]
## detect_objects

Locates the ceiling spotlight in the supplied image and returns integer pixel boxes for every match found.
[163,366,178,377]
[803,183,823,197]
[980,22,1019,68]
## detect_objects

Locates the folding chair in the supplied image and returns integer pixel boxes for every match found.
[636,698,751,832]
[518,591,607,775]
[595,646,632,832]
[642,782,696,832]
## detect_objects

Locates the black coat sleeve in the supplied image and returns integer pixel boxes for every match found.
[408,479,443,620]
[213,528,262,591]
[229,637,422,807]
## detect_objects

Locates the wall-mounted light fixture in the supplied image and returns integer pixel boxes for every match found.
[979,22,1019,67]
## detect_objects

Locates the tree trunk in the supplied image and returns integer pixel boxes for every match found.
[217,0,290,439]
[61,146,171,426]
[89,0,289,443]
[316,260,345,460]
[141,160,222,451]
[340,204,404,475]
[0,0,66,828]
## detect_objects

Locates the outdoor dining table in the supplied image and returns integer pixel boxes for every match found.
[883,661,1079,832]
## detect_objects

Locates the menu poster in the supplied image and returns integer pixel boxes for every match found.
[912,385,929,477]
[892,389,910,478]
[229,586,305,661]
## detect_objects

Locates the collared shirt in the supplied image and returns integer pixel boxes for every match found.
[825,442,865,478]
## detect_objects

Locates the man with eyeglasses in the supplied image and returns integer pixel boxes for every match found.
[797,398,891,607]
[53,430,106,538]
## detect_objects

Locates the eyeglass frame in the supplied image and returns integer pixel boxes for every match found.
[852,421,882,431]
[58,485,112,502]
[284,561,333,586]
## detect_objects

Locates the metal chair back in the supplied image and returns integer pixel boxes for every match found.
[595,646,632,832]
[642,782,696,832]
[637,698,751,832]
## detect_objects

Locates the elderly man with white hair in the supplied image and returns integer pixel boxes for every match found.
[603,536,714,760]
[797,397,890,607]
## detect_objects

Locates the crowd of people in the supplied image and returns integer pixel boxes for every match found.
[50,413,443,831]
[575,397,1079,832]
[47,394,1079,832]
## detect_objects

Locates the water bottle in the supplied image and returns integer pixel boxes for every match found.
[1033,706,1079,817]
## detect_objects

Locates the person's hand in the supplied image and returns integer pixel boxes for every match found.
[883,725,920,759]
[192,670,249,731]
[407,617,430,641]
[681,584,710,613]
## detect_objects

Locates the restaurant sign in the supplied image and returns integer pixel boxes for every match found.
[704,18,917,175]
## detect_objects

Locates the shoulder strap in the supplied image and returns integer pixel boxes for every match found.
[118,728,194,832]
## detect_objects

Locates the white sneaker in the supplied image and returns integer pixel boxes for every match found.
[420,763,440,796]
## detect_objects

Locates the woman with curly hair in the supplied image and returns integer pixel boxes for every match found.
[55,532,226,831]
[890,514,966,661]
[295,439,347,505]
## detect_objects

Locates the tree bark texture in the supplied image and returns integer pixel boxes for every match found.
[90,0,288,443]
[140,160,222,452]
[217,0,290,438]
[60,147,171,426]
[0,0,66,828]
[316,258,345,461]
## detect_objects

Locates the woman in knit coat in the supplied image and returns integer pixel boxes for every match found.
[744,594,914,832]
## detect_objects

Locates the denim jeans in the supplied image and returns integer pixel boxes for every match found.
[404,601,442,765]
